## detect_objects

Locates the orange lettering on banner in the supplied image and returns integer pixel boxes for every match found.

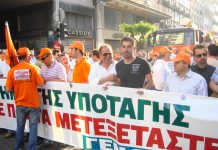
[204,138,218,150]
[80,116,92,134]
[42,109,51,125]
[184,134,204,150]
[93,118,107,136]
[147,128,165,149]
[106,119,117,140]
[131,125,149,146]
[55,112,70,129]
[117,123,130,144]
[166,130,183,150]
[0,102,5,116]
[7,104,15,118]
[70,114,81,132]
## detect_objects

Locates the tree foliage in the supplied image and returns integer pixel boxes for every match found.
[119,21,158,49]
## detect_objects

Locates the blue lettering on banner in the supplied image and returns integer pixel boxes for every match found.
[82,135,149,150]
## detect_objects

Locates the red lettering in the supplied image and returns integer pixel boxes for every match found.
[93,118,106,136]
[167,130,183,150]
[80,116,92,134]
[106,119,116,140]
[7,104,16,118]
[131,125,149,146]
[55,112,70,129]
[147,128,165,149]
[70,114,81,132]
[0,102,5,116]
[117,123,130,144]
[205,137,218,150]
[42,109,51,125]
[184,134,204,150]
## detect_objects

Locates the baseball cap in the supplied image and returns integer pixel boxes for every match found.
[68,41,85,51]
[17,47,30,57]
[158,47,171,54]
[150,51,159,57]
[180,47,192,54]
[171,51,191,64]
[37,48,52,58]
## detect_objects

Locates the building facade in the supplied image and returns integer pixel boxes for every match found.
[96,0,171,52]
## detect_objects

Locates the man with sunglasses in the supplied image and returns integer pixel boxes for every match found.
[88,44,117,85]
[191,44,216,96]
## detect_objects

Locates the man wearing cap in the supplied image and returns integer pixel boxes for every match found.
[38,48,67,82]
[164,52,207,96]
[191,45,216,96]
[6,47,44,150]
[152,47,172,90]
[68,41,91,83]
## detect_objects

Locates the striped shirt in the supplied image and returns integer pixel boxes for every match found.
[41,61,67,81]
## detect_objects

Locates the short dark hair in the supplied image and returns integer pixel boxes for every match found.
[208,44,218,56]
[53,50,60,56]
[0,50,6,55]
[193,44,206,56]
[121,37,135,46]
[18,55,27,60]
[91,50,100,58]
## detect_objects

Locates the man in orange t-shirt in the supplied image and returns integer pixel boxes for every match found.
[6,47,44,150]
[68,41,91,83]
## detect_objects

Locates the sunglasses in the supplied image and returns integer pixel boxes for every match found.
[195,53,207,58]
[41,54,50,61]
[103,53,112,57]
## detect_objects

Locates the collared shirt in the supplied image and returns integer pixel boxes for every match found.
[73,57,91,83]
[153,59,172,90]
[67,66,73,82]
[88,61,117,85]
[164,69,208,96]
[41,61,67,81]
[0,60,10,78]
[207,57,218,67]
[211,67,218,84]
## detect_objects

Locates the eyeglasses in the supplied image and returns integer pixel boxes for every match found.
[41,54,50,61]
[195,53,207,58]
[103,53,112,57]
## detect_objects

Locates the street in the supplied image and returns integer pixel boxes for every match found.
[0,132,81,150]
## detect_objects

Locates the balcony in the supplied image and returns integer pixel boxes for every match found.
[105,0,171,22]
[163,0,171,7]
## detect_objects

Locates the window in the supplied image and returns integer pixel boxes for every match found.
[66,13,93,30]
[124,13,133,24]
[19,11,45,31]
[155,32,185,45]
[104,7,122,30]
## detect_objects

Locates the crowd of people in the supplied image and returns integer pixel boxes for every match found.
[0,36,218,150]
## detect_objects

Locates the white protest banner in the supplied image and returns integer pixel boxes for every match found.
[0,79,218,150]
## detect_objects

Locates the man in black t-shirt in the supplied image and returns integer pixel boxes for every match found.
[191,45,216,96]
[116,37,153,89]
